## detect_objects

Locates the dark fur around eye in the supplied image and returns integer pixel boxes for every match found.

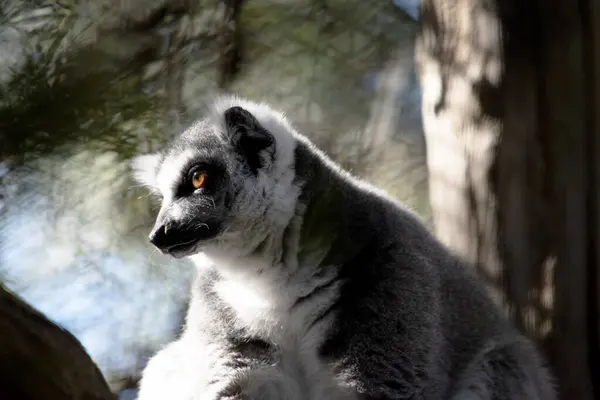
[176,159,227,197]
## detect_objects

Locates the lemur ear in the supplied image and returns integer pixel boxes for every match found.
[223,106,275,173]
[131,152,162,189]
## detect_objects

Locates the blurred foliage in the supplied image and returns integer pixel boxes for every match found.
[233,0,416,120]
[0,49,166,165]
[0,0,420,170]
[0,0,167,168]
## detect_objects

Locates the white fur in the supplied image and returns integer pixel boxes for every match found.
[156,148,200,203]
[210,253,340,342]
[131,153,162,194]
[139,335,356,400]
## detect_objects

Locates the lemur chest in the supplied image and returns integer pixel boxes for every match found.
[212,271,338,347]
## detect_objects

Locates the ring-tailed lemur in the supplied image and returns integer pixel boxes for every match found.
[132,96,555,400]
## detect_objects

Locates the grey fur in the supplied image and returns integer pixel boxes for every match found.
[132,95,555,400]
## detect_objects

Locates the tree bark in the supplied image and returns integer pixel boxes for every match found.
[416,0,600,399]
[0,284,114,400]
[217,0,245,88]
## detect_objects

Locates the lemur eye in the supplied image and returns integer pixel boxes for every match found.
[191,170,207,190]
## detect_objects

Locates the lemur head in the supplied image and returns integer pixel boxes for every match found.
[132,96,301,259]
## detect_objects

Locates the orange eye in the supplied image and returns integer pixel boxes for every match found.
[191,171,207,189]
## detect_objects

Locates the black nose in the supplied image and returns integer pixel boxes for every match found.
[148,223,171,253]
[148,222,200,256]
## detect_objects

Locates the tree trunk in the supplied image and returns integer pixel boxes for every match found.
[217,0,245,88]
[416,0,600,399]
[0,284,114,400]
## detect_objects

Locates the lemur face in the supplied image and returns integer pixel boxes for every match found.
[132,106,276,259]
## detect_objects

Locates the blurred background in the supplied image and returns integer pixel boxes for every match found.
[0,1,598,400]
